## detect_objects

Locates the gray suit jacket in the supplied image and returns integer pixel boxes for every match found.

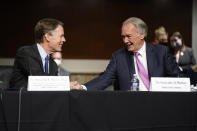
[178,47,196,70]
[58,67,70,76]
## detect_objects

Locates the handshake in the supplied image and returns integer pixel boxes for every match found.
[70,81,85,90]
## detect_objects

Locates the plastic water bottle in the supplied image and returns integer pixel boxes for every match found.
[130,74,139,91]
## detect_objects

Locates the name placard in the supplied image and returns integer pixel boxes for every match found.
[27,76,70,91]
[151,77,190,92]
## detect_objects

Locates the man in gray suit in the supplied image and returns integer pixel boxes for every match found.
[51,52,70,76]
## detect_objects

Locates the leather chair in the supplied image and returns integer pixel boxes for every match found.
[0,66,13,89]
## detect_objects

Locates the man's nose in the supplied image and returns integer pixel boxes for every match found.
[123,37,129,43]
[62,37,66,43]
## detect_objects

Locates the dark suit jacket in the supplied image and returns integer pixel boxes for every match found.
[10,44,58,88]
[178,47,196,71]
[85,43,180,90]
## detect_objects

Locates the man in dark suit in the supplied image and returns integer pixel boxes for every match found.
[10,18,66,88]
[72,17,180,91]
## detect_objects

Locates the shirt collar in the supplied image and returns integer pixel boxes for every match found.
[37,43,48,60]
[137,41,146,55]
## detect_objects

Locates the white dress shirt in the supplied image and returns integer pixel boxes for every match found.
[37,43,49,71]
[133,42,149,91]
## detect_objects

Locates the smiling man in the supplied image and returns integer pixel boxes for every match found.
[77,17,181,91]
[10,18,66,88]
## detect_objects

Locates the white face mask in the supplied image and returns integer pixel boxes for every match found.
[54,59,62,66]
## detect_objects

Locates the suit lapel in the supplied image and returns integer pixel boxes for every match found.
[146,43,155,79]
[32,44,45,72]
[125,49,135,79]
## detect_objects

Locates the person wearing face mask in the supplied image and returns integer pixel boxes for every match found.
[71,17,181,91]
[170,32,196,71]
[51,52,70,76]
[152,26,169,46]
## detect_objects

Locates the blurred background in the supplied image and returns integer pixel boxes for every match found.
[0,0,196,85]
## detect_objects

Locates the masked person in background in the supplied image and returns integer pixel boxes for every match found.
[152,26,169,46]
[170,32,196,71]
[51,52,70,76]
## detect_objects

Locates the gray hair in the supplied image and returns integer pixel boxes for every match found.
[122,17,148,37]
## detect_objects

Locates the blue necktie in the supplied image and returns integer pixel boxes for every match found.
[44,55,49,74]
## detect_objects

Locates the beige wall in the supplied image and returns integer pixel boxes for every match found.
[0,58,109,84]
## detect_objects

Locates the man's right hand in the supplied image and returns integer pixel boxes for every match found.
[70,81,84,90]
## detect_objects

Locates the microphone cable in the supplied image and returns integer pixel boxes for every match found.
[0,87,8,131]
[17,87,25,131]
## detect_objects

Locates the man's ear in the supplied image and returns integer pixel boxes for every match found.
[44,33,50,42]
[139,32,145,40]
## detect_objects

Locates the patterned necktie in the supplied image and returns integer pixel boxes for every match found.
[44,55,49,74]
[135,52,150,91]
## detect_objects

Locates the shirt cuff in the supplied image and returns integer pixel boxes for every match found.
[81,85,87,90]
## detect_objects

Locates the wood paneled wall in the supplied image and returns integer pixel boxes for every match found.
[0,0,192,59]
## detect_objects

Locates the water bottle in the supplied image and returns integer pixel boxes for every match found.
[130,74,139,91]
